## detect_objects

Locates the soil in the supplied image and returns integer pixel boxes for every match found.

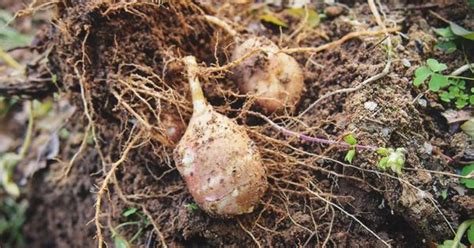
[0,0,473,247]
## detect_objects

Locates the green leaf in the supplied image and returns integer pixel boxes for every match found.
[184,203,199,211]
[344,149,356,164]
[435,41,457,54]
[456,80,466,90]
[413,66,432,86]
[114,234,130,248]
[461,119,474,138]
[470,95,474,105]
[427,59,448,72]
[377,148,406,175]
[286,8,320,28]
[434,27,456,38]
[4,181,20,198]
[260,14,288,28]
[122,208,138,217]
[343,134,357,145]
[460,164,474,189]
[378,157,389,170]
[456,98,468,109]
[468,224,474,244]
[437,240,466,248]
[449,22,474,40]
[439,92,452,102]
[429,73,449,92]
[0,10,33,50]
[440,189,448,200]
[376,147,390,156]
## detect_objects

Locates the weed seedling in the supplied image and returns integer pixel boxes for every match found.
[460,164,474,189]
[344,134,357,164]
[376,148,407,175]
[437,219,474,248]
[110,208,150,247]
[413,59,474,109]
[433,22,474,54]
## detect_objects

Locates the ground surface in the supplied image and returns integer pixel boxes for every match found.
[0,0,473,247]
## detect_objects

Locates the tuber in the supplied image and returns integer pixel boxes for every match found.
[174,56,267,217]
[231,37,305,113]
[204,15,304,114]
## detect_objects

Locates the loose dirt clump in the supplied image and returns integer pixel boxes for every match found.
[13,0,473,247]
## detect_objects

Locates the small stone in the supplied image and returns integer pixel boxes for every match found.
[418,98,427,108]
[325,6,344,18]
[381,128,391,137]
[364,101,378,111]
[401,58,411,67]
[423,142,433,155]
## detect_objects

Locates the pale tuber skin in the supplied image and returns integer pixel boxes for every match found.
[174,56,267,217]
[231,37,305,113]
[203,15,304,113]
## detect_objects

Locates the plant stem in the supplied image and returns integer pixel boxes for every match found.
[446,75,474,81]
[450,219,474,248]
[183,56,207,115]
[0,47,22,70]
[114,221,141,231]
[248,111,378,151]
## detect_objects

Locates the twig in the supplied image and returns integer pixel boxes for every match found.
[429,10,450,24]
[451,63,474,76]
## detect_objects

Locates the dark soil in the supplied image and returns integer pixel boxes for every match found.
[1,0,472,247]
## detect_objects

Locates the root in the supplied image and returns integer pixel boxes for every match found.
[238,219,262,248]
[282,28,399,54]
[204,15,239,38]
[94,128,144,248]
[306,185,391,247]
[141,206,168,248]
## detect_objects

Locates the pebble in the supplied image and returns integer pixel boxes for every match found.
[364,101,378,111]
[325,6,344,18]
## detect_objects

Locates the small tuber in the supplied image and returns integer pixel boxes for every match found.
[174,56,267,217]
[204,15,304,114]
[231,37,304,113]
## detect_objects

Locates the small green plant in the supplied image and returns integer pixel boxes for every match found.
[413,59,474,109]
[376,148,406,175]
[433,22,474,54]
[110,208,150,248]
[184,202,199,211]
[344,134,357,164]
[438,219,474,248]
[0,197,28,247]
[460,164,474,189]
[461,118,474,139]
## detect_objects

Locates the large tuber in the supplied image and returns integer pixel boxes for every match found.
[174,56,267,217]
